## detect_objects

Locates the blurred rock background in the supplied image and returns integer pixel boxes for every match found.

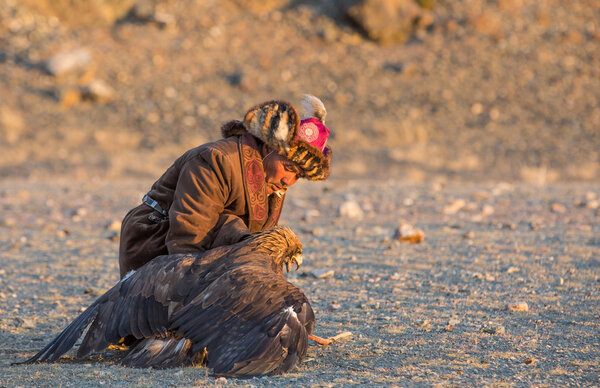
[1,0,598,182]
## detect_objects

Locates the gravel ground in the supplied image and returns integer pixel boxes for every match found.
[2,1,599,386]
[1,178,598,386]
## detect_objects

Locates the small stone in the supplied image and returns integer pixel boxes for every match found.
[585,192,597,201]
[1,106,24,144]
[214,377,227,384]
[394,223,424,243]
[84,287,105,296]
[551,203,566,213]
[471,103,484,115]
[470,10,503,39]
[1,217,17,227]
[444,199,466,215]
[472,272,483,279]
[311,227,324,236]
[489,107,500,121]
[331,302,341,310]
[472,191,491,200]
[329,331,353,342]
[481,205,495,216]
[45,48,92,76]
[506,266,520,274]
[417,10,434,29]
[339,200,364,219]
[60,89,81,108]
[129,1,155,21]
[463,231,475,239]
[14,317,35,328]
[74,207,88,217]
[81,80,115,103]
[586,199,599,210]
[529,221,543,230]
[524,357,535,365]
[57,229,70,237]
[482,323,505,335]
[17,190,30,199]
[506,302,529,312]
[448,318,461,326]
[485,273,496,281]
[446,20,458,31]
[107,220,122,232]
[302,209,320,221]
[304,269,335,279]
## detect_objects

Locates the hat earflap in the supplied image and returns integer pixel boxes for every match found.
[286,142,332,181]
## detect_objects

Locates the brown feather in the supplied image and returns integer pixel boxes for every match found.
[20,226,314,377]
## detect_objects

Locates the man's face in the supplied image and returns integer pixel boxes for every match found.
[263,151,304,196]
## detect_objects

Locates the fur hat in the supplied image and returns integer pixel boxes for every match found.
[222,96,332,181]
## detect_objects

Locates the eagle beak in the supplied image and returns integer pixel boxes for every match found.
[285,254,302,273]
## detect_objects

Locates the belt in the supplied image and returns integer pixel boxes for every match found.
[142,194,168,217]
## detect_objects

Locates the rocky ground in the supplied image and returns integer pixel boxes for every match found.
[1,0,599,386]
[0,179,598,386]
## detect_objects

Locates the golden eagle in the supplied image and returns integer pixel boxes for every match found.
[19,226,314,376]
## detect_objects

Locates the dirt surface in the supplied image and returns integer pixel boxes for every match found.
[0,179,598,386]
[1,0,599,386]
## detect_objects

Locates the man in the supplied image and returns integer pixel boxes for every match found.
[118,96,331,278]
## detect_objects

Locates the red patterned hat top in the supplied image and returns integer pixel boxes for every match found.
[298,118,329,152]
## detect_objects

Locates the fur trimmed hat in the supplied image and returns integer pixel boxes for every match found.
[222,96,332,181]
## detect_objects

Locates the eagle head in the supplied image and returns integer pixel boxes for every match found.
[250,226,303,272]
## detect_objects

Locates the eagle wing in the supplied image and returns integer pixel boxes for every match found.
[167,258,315,375]
[77,244,244,356]
[18,251,199,363]
[21,244,314,376]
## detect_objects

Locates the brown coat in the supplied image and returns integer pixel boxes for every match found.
[118,133,285,277]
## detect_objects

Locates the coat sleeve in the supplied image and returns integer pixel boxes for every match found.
[165,147,247,254]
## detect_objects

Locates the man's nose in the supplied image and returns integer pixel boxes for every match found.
[282,175,296,187]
